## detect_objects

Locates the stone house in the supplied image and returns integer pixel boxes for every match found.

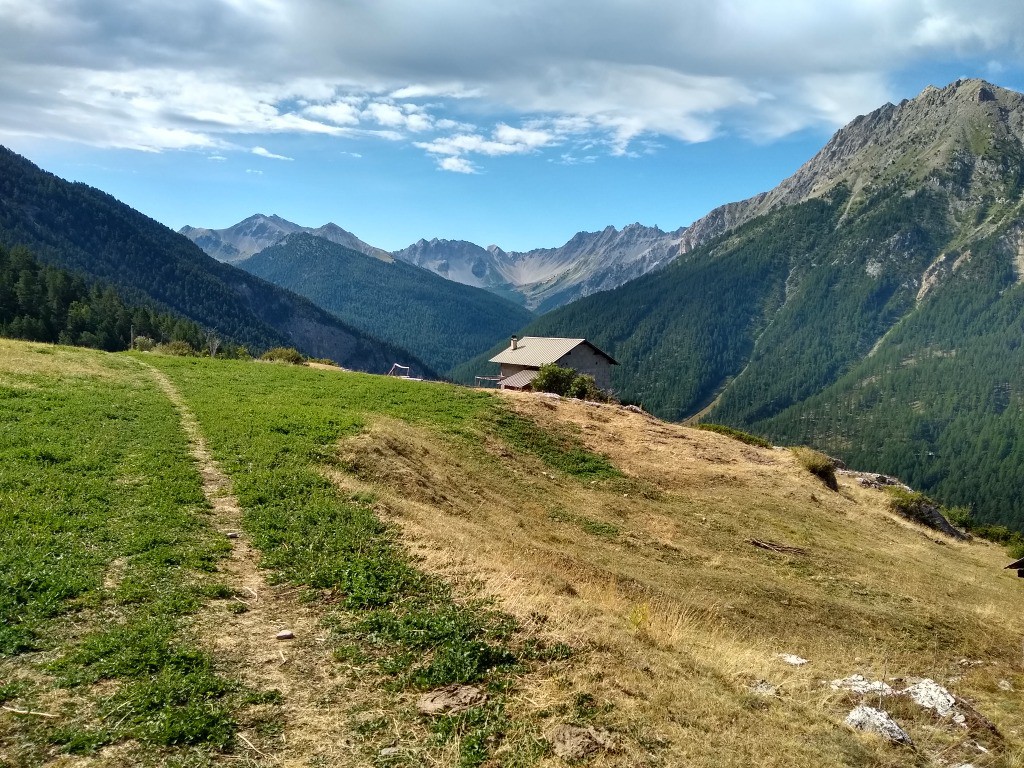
[489,336,618,392]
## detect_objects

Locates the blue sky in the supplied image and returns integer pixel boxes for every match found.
[2,1,1024,252]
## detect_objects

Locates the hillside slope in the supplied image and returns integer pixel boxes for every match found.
[0,146,427,374]
[3,339,1020,767]
[468,79,1024,530]
[236,233,533,373]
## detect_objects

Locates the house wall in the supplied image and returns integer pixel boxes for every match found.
[498,363,535,390]
[499,364,531,379]
[556,346,614,391]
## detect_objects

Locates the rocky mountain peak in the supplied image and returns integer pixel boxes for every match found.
[181,215,388,264]
[677,78,1024,255]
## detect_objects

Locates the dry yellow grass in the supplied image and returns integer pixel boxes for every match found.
[331,390,1023,767]
[4,339,1019,766]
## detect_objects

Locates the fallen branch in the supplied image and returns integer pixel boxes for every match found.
[748,539,808,556]
[2,705,58,719]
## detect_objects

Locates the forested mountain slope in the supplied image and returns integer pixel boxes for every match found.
[458,79,1024,529]
[236,233,533,372]
[0,146,428,374]
[0,243,209,351]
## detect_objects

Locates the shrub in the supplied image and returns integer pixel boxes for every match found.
[886,488,937,526]
[132,336,155,352]
[944,504,1024,555]
[696,423,773,448]
[532,363,577,396]
[533,364,607,401]
[791,447,838,491]
[260,347,305,364]
[567,373,602,401]
[154,340,197,357]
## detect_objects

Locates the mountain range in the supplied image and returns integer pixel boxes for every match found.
[234,233,533,372]
[392,223,685,311]
[456,78,1024,530]
[184,216,684,312]
[4,78,1024,531]
[0,147,430,375]
[180,214,392,264]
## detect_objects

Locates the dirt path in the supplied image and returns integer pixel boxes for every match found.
[141,363,367,767]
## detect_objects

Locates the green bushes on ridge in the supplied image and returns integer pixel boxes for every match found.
[533,363,607,402]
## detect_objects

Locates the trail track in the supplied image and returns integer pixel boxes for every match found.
[141,363,367,767]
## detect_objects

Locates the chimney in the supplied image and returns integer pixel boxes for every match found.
[511,336,519,350]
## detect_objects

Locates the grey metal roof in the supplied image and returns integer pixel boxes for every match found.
[499,369,539,390]
[489,336,618,366]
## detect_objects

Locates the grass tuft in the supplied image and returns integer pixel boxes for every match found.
[791,446,838,490]
[695,423,773,448]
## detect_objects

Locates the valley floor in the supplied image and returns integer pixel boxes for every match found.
[1,340,1021,767]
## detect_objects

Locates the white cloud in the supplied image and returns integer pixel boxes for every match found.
[304,100,361,126]
[2,0,1024,166]
[493,124,553,149]
[245,168,263,174]
[439,156,478,174]
[390,83,482,99]
[252,146,293,160]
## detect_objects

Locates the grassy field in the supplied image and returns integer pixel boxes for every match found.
[2,339,1023,767]
[0,342,242,766]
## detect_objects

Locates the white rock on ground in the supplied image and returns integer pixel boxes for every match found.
[778,653,809,666]
[831,675,895,695]
[747,680,779,696]
[845,705,913,746]
[903,679,956,717]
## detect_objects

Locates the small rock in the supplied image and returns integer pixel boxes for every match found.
[747,679,778,696]
[831,675,894,696]
[275,630,295,640]
[998,679,1013,691]
[903,678,956,717]
[778,653,809,666]
[845,705,913,746]
[226,531,240,539]
[547,724,614,760]
[378,746,401,758]
[416,684,486,715]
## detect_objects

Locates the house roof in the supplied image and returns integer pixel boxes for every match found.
[489,336,618,367]
[500,368,539,390]
[1005,557,1024,570]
